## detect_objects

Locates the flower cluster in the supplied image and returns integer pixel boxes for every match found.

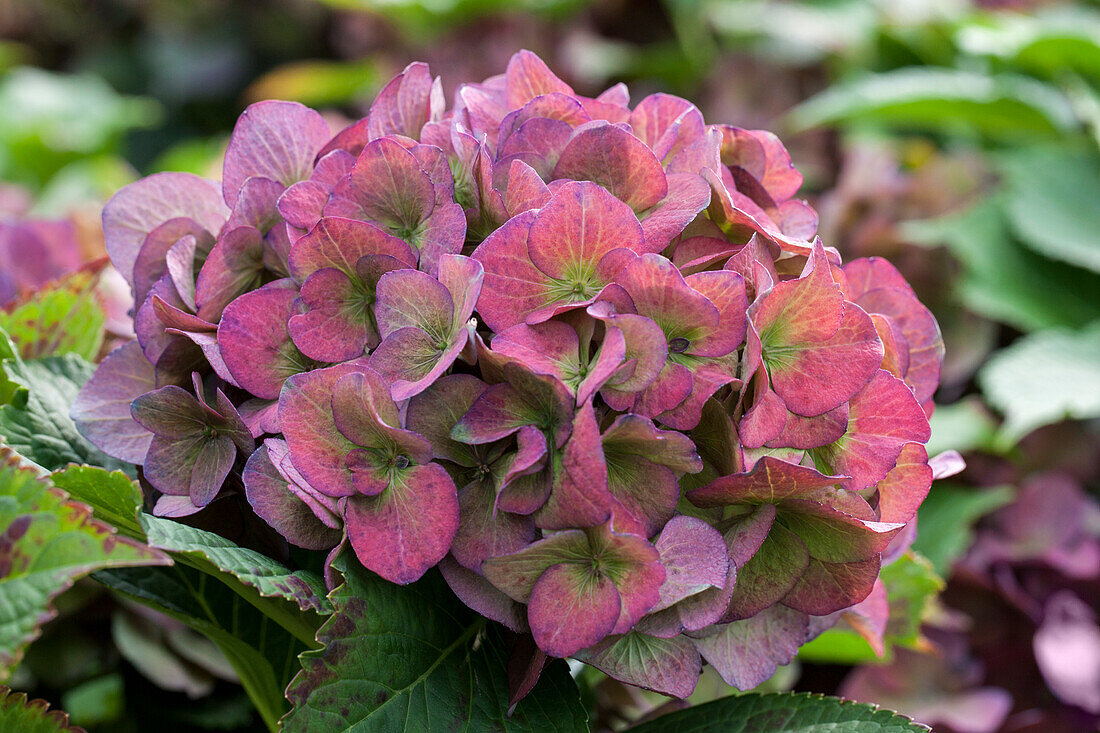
[73,51,944,697]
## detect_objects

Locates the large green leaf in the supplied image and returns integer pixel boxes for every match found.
[139,514,331,630]
[629,691,928,732]
[49,465,144,538]
[95,563,308,733]
[913,484,1015,575]
[999,148,1100,274]
[0,267,106,361]
[0,685,83,732]
[787,68,1076,139]
[904,198,1100,332]
[978,323,1100,445]
[0,354,130,473]
[0,449,168,679]
[283,554,589,732]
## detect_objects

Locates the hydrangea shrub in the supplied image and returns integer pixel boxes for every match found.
[73,50,944,699]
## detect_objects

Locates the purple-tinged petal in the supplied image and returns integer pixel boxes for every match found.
[144,432,235,507]
[374,268,453,338]
[368,326,467,401]
[164,235,198,310]
[279,362,371,497]
[132,218,213,308]
[684,269,748,357]
[481,529,591,603]
[576,632,701,699]
[71,340,156,464]
[103,172,227,290]
[439,556,528,633]
[239,397,280,438]
[687,456,843,507]
[637,173,711,253]
[501,159,551,217]
[782,555,882,615]
[329,136,433,232]
[131,384,217,437]
[652,516,728,611]
[366,62,442,141]
[552,123,668,212]
[529,562,620,658]
[288,216,416,282]
[724,521,808,620]
[810,369,931,492]
[277,150,356,232]
[221,100,330,205]
[767,403,849,450]
[535,401,615,531]
[405,374,487,467]
[243,441,342,550]
[451,478,537,571]
[330,370,431,464]
[929,449,965,480]
[289,268,373,363]
[688,604,808,690]
[218,285,312,400]
[876,443,933,524]
[505,50,573,109]
[194,226,265,322]
[225,175,285,235]
[451,362,573,448]
[630,93,706,165]
[345,461,458,584]
[780,501,903,563]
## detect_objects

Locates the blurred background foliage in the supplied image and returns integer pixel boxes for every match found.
[1,0,1098,731]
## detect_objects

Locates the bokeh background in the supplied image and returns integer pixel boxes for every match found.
[2,1,1098,731]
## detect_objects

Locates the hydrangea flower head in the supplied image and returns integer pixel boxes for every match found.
[74,50,944,699]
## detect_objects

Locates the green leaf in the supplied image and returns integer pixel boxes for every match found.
[0,448,168,679]
[139,514,332,632]
[904,198,1100,331]
[49,465,144,538]
[798,552,943,665]
[926,397,998,456]
[0,354,131,473]
[978,323,1100,444]
[0,685,83,732]
[0,267,106,361]
[629,691,928,732]
[95,563,308,733]
[283,554,589,732]
[787,68,1077,139]
[913,484,1015,575]
[0,326,23,407]
[59,673,124,728]
[999,148,1100,274]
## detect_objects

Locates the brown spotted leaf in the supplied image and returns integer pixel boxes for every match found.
[0,448,169,680]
